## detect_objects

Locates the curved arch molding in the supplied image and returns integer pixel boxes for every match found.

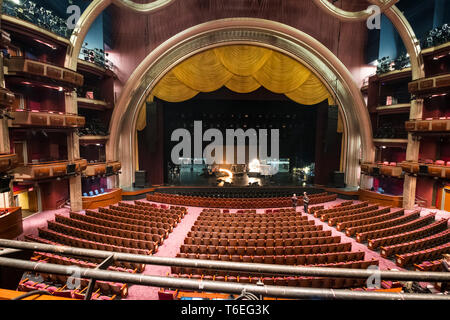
[312,0,423,79]
[107,18,375,188]
[65,0,176,70]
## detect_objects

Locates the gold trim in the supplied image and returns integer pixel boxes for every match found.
[312,0,399,22]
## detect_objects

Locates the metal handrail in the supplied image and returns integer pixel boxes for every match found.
[1,239,450,282]
[0,256,448,300]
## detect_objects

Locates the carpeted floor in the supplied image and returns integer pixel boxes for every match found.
[17,198,448,299]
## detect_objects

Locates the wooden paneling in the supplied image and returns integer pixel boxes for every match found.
[9,111,85,128]
[82,188,122,210]
[0,207,23,239]
[359,189,403,207]
[6,57,83,87]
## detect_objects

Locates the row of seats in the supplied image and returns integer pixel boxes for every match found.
[55,214,163,245]
[319,204,380,222]
[25,234,144,271]
[32,253,129,298]
[396,243,450,267]
[98,207,179,226]
[18,279,113,300]
[34,251,135,274]
[47,220,158,252]
[356,212,430,243]
[147,192,337,208]
[85,210,173,230]
[70,211,170,238]
[345,210,420,237]
[193,218,314,228]
[38,228,151,255]
[183,235,341,247]
[171,274,371,289]
[200,207,300,216]
[179,242,353,256]
[314,202,369,219]
[414,260,445,272]
[196,214,308,223]
[336,209,405,232]
[171,258,378,281]
[176,251,365,267]
[315,200,449,269]
[110,204,186,218]
[191,224,323,233]
[187,230,332,240]
[329,207,390,226]
[380,229,450,258]
[368,218,449,250]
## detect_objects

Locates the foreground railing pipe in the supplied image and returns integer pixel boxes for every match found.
[1,239,450,282]
[0,257,448,300]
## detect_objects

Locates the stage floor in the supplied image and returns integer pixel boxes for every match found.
[168,172,310,187]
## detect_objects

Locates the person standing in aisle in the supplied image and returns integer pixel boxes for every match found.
[291,194,298,209]
[303,192,310,213]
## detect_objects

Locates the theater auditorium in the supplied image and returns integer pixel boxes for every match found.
[0,0,449,302]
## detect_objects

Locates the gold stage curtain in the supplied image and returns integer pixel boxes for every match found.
[214,45,272,76]
[253,51,312,94]
[225,75,261,93]
[285,75,331,106]
[172,50,233,92]
[152,70,199,102]
[152,45,332,105]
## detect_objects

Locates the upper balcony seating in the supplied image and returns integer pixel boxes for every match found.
[6,57,83,87]
[13,159,87,181]
[10,109,85,128]
[0,153,18,172]
[401,159,450,178]
[405,117,450,132]
[361,162,403,178]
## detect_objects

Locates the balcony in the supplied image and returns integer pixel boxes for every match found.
[9,110,85,128]
[408,73,450,96]
[0,154,19,173]
[405,118,450,133]
[401,160,450,179]
[1,14,70,47]
[375,103,411,115]
[77,97,110,111]
[14,159,88,182]
[0,87,15,108]
[0,207,23,239]
[361,162,403,178]
[5,57,84,88]
[83,161,121,177]
[77,59,116,79]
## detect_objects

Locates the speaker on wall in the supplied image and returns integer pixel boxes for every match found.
[135,170,147,188]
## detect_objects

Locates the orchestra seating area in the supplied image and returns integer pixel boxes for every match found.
[20,201,188,300]
[147,192,337,209]
[310,202,450,268]
[170,206,380,289]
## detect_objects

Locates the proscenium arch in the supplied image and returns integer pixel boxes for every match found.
[108,18,375,189]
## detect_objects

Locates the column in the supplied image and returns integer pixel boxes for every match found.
[66,91,83,212]
[403,98,423,209]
